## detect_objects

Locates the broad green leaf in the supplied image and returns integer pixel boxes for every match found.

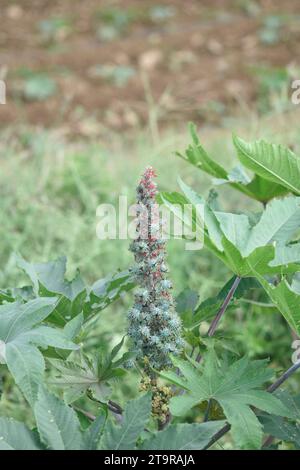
[244,197,300,256]
[214,196,300,257]
[100,393,151,450]
[34,387,83,450]
[63,312,84,340]
[83,410,107,450]
[88,269,135,313]
[214,211,251,254]
[141,421,226,450]
[0,418,42,450]
[165,352,291,449]
[49,358,111,404]
[171,179,300,276]
[254,274,300,336]
[49,341,129,404]
[0,298,78,405]
[178,177,223,251]
[16,255,85,300]
[175,289,199,315]
[16,255,86,325]
[270,244,300,267]
[291,273,300,294]
[260,392,300,449]
[241,174,288,204]
[261,414,300,449]
[6,343,45,407]
[219,238,298,277]
[191,276,259,327]
[233,135,300,195]
[179,124,288,203]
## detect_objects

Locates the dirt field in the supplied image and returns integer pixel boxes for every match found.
[0,0,299,134]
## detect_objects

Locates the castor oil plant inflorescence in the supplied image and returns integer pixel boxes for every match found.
[127,167,183,372]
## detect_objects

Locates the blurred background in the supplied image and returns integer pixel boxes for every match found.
[0,0,300,426]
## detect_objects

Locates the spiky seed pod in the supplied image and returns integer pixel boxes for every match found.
[127,166,183,370]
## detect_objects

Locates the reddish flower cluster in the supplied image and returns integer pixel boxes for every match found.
[127,167,183,370]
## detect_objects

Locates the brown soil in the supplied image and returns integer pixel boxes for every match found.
[0,0,299,134]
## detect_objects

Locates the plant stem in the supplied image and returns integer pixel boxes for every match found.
[267,361,300,393]
[204,360,300,449]
[108,399,123,415]
[207,276,241,337]
[203,399,212,422]
[73,406,96,421]
[195,276,242,363]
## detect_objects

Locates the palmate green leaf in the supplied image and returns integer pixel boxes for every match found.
[100,393,152,450]
[16,255,85,301]
[49,339,129,404]
[163,189,299,277]
[0,298,78,405]
[34,387,83,450]
[14,256,135,325]
[141,421,226,450]
[172,179,300,277]
[179,123,288,203]
[161,351,292,449]
[16,255,86,326]
[233,135,300,195]
[0,417,42,450]
[49,358,111,404]
[214,196,300,257]
[253,273,300,336]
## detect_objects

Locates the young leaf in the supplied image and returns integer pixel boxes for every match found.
[141,421,226,450]
[34,387,83,450]
[99,393,152,450]
[49,341,129,404]
[180,124,288,203]
[162,351,292,449]
[233,135,300,195]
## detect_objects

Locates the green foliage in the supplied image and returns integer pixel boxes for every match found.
[233,135,300,196]
[49,337,132,403]
[100,393,152,450]
[0,298,78,405]
[34,386,83,450]
[178,123,289,203]
[1,124,300,451]
[160,351,292,449]
[141,421,225,450]
[259,391,300,449]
